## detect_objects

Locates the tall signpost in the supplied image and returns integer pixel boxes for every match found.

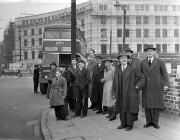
[71,0,76,60]
[114,1,126,51]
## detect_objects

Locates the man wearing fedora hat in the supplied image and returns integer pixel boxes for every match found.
[91,55,106,114]
[113,53,144,131]
[73,59,90,118]
[140,45,169,129]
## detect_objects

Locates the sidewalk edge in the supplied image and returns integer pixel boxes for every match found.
[40,108,53,140]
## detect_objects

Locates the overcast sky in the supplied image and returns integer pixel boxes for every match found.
[0,0,88,41]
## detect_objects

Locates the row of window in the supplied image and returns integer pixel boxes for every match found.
[100,44,180,55]
[24,51,36,60]
[100,28,179,39]
[23,28,42,36]
[23,38,42,47]
[100,16,180,25]
[99,4,180,12]
[22,7,86,25]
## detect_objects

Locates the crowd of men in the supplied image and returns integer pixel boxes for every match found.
[33,44,169,131]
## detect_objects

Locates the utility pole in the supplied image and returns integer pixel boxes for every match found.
[114,1,126,51]
[19,29,21,62]
[71,0,76,60]
[110,29,112,57]
[122,5,126,51]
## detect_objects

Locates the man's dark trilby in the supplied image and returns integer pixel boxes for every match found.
[144,45,156,51]
[117,52,130,60]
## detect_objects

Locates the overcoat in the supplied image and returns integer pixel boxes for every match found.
[112,64,145,113]
[140,57,169,109]
[87,58,97,97]
[91,62,105,103]
[102,66,115,107]
[50,77,67,106]
[68,65,78,99]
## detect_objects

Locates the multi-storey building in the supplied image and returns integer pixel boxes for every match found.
[13,0,180,69]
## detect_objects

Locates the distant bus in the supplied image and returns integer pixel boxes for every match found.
[39,24,87,94]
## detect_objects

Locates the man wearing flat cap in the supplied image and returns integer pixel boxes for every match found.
[140,45,169,129]
[91,55,106,114]
[73,60,90,118]
[113,53,145,131]
[46,62,57,99]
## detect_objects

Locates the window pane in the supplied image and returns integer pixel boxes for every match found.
[136,29,141,38]
[136,16,141,24]
[101,29,107,39]
[156,44,161,52]
[174,16,179,25]
[155,16,160,24]
[162,17,167,24]
[117,17,122,24]
[125,16,129,24]
[162,44,167,52]
[125,29,129,37]
[118,44,123,53]
[144,29,149,38]
[159,5,163,11]
[101,44,107,54]
[24,39,27,46]
[137,44,142,52]
[140,5,144,11]
[174,29,179,37]
[162,29,167,38]
[100,16,106,24]
[154,5,158,11]
[39,38,42,45]
[32,51,35,59]
[143,16,148,24]
[135,5,139,11]
[24,52,28,60]
[145,5,149,11]
[175,44,180,52]
[117,29,122,37]
[155,29,160,38]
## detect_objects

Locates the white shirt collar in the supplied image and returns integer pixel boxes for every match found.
[121,65,127,70]
[148,57,154,62]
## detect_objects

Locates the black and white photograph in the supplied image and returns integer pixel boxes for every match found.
[0,0,180,139]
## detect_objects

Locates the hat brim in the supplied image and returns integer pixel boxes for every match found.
[117,54,130,60]
[144,47,156,51]
[102,59,112,62]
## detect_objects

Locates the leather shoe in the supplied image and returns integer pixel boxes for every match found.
[72,114,80,118]
[101,111,107,115]
[143,123,151,128]
[117,125,126,129]
[125,126,133,131]
[80,114,87,118]
[153,124,160,129]
[88,105,95,109]
[93,108,98,111]
[96,110,103,114]
[105,115,110,118]
[109,116,116,121]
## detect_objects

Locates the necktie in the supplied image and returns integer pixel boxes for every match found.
[148,60,151,66]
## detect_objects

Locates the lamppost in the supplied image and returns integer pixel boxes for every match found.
[114,1,126,51]
[19,29,21,62]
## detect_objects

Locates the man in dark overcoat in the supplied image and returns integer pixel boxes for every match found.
[60,64,75,112]
[113,53,145,131]
[125,48,140,121]
[73,60,90,118]
[86,49,97,109]
[33,64,40,94]
[91,55,105,114]
[140,45,169,129]
[68,58,78,112]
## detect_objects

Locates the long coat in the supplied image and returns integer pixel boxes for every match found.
[91,62,106,103]
[87,58,97,97]
[102,66,115,107]
[140,57,169,109]
[112,64,145,113]
[50,77,67,106]
[68,65,78,99]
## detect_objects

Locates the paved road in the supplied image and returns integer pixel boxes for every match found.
[0,77,49,139]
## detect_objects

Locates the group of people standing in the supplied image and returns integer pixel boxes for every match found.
[33,44,169,131]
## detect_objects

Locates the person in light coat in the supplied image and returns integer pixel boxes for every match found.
[50,68,67,121]
[101,58,115,114]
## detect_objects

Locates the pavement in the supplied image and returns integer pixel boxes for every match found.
[41,106,180,140]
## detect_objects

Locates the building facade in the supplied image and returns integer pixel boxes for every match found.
[13,0,180,67]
